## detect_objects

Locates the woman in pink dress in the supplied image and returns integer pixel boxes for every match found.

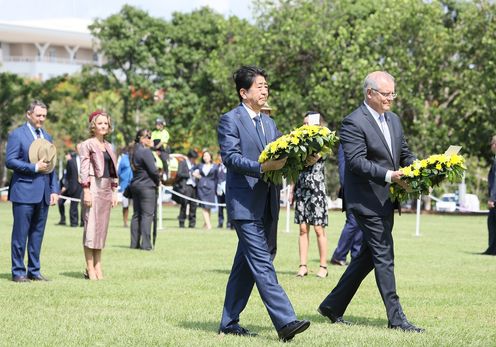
[78,110,118,280]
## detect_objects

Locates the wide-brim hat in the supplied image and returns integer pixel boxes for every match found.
[261,102,272,112]
[29,138,57,173]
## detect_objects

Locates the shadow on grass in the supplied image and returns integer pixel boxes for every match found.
[0,273,12,280]
[207,269,232,275]
[466,251,493,256]
[309,312,387,328]
[207,269,339,276]
[178,320,272,335]
[59,271,86,279]
[110,245,135,249]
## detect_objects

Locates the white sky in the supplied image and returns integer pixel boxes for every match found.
[0,0,253,22]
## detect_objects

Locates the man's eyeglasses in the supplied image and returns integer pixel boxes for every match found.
[370,88,397,99]
[143,134,152,139]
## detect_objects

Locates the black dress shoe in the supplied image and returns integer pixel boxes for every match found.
[12,275,30,283]
[318,306,352,325]
[56,221,66,226]
[219,324,257,337]
[28,274,50,281]
[277,320,310,342]
[388,320,425,333]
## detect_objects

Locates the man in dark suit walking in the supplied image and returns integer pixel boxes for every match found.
[215,153,231,229]
[318,71,424,332]
[6,100,59,282]
[65,151,83,227]
[483,135,496,255]
[217,66,310,341]
[174,149,198,228]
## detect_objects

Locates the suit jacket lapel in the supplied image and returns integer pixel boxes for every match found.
[237,105,264,153]
[361,104,394,164]
[21,125,35,161]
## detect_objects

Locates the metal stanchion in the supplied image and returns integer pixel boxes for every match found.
[415,196,421,237]
[158,185,163,230]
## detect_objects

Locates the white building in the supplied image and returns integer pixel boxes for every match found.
[0,19,102,80]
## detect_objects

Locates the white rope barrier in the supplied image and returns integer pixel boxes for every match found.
[2,185,231,207]
[58,195,81,202]
[162,186,226,207]
[0,186,82,202]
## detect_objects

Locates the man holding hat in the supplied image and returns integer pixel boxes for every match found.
[151,117,170,175]
[6,100,59,282]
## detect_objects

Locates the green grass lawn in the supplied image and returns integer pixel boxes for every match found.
[0,202,494,346]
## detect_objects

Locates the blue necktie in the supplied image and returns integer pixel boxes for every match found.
[35,129,41,138]
[253,115,266,147]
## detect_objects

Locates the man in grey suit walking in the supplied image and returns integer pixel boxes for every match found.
[217,66,310,341]
[318,71,424,332]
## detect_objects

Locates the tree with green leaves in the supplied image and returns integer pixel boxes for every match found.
[89,5,171,142]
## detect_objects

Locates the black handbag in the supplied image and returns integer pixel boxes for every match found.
[123,185,133,199]
[171,183,184,204]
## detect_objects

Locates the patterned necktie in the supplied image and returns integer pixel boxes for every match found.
[379,114,392,155]
[253,115,266,147]
[35,129,41,138]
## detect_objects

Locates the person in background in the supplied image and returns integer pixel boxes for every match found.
[174,149,199,228]
[289,112,329,278]
[79,110,119,280]
[129,129,160,250]
[57,152,71,226]
[330,144,363,266]
[261,102,273,116]
[118,144,133,228]
[318,71,423,332]
[151,117,170,176]
[482,135,496,255]
[216,152,231,229]
[64,151,83,227]
[193,150,218,230]
[6,100,59,282]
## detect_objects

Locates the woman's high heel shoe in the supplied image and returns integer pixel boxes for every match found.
[296,264,308,277]
[317,265,328,278]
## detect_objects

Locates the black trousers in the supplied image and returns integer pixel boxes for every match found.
[217,193,231,227]
[486,207,496,254]
[320,212,405,325]
[58,199,80,226]
[178,185,197,227]
[130,186,156,250]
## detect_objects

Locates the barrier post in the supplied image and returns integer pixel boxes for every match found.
[415,196,421,237]
[158,185,163,230]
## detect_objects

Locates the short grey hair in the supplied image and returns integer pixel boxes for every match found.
[363,71,395,99]
[26,100,47,113]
